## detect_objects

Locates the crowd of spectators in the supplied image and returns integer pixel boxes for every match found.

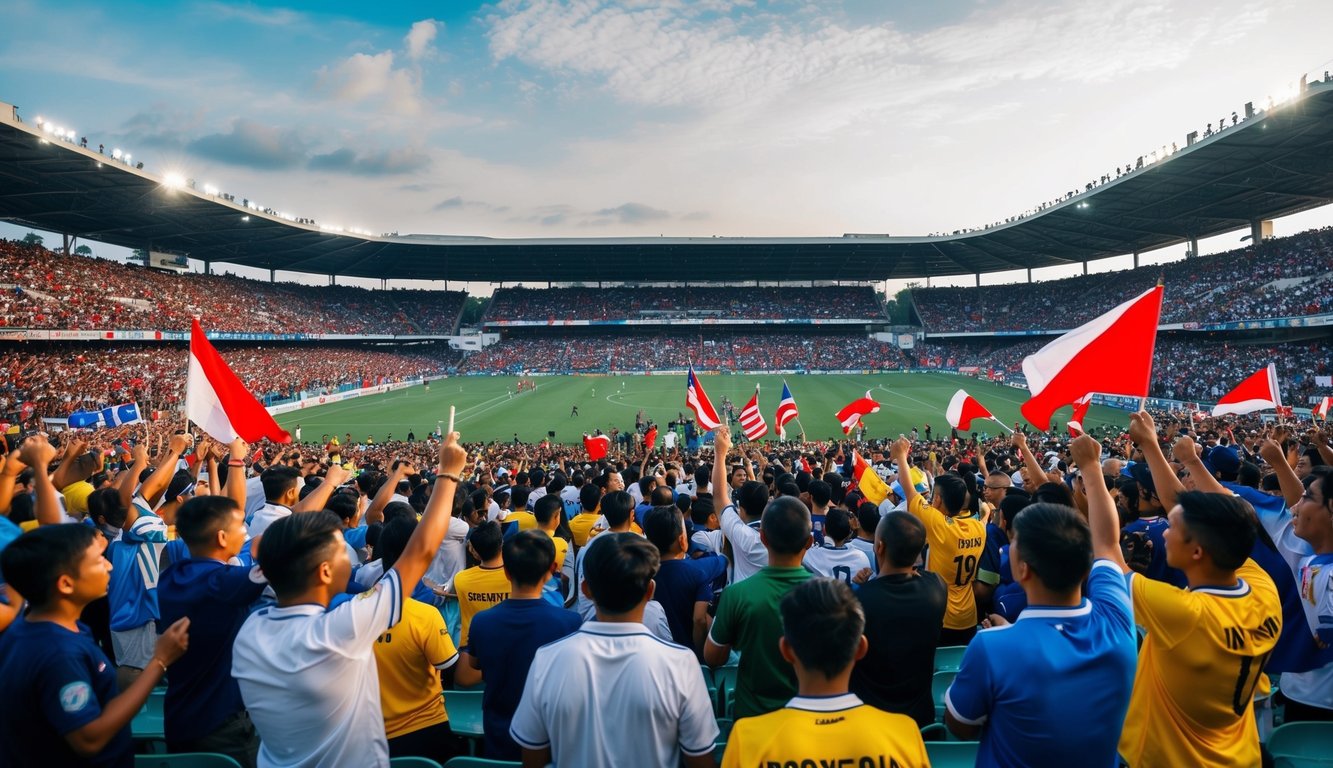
[911,228,1333,332]
[0,344,459,420]
[482,286,886,323]
[459,333,911,374]
[0,240,467,335]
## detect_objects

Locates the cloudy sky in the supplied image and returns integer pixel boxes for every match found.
[3,0,1332,289]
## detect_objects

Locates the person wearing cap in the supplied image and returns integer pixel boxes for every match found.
[891,438,986,647]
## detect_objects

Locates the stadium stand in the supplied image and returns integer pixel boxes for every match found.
[481,285,886,324]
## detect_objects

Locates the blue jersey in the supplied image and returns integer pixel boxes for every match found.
[106,506,169,631]
[0,618,132,767]
[1123,516,1187,588]
[157,557,268,742]
[947,561,1136,768]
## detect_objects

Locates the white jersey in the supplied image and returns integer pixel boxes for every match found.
[719,505,767,582]
[1282,553,1333,709]
[802,544,871,585]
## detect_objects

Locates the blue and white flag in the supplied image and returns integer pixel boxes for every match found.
[68,402,143,429]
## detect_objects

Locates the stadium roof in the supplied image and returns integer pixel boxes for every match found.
[3,82,1333,284]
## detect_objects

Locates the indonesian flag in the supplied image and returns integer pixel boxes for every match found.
[836,391,881,435]
[686,366,722,431]
[1316,396,1331,420]
[187,319,291,443]
[775,382,799,439]
[1212,363,1281,417]
[739,386,768,441]
[584,433,611,461]
[1020,286,1163,430]
[945,389,995,431]
[1067,393,1094,437]
[644,425,658,453]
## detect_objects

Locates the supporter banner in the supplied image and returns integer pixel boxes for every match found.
[1316,376,1333,387]
[266,379,420,416]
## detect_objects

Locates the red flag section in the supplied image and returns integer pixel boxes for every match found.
[686,366,722,431]
[1316,396,1331,420]
[187,318,291,443]
[836,391,881,435]
[1067,393,1094,437]
[1020,286,1163,431]
[739,385,768,441]
[945,389,994,431]
[1212,363,1281,417]
[643,425,658,453]
[584,434,611,461]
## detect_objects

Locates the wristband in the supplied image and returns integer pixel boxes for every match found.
[152,657,169,674]
[227,460,245,467]
[438,472,462,483]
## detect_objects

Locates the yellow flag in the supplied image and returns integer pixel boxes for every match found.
[859,466,890,506]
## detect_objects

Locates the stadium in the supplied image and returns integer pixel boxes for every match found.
[2,4,1333,767]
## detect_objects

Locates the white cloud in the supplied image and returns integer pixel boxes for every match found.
[406,19,439,62]
[314,18,441,115]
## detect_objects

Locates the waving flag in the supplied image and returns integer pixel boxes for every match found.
[644,425,658,453]
[1067,393,1095,437]
[775,382,799,439]
[1020,285,1163,430]
[1317,396,1331,420]
[850,451,890,505]
[68,402,143,430]
[836,391,881,435]
[187,319,291,443]
[1212,363,1281,417]
[584,434,611,461]
[685,366,722,431]
[739,385,768,441]
[945,389,995,431]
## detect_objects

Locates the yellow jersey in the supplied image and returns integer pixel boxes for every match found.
[720,694,929,768]
[544,529,569,571]
[1118,560,1282,768]
[373,598,458,739]
[569,512,601,547]
[907,494,986,630]
[504,510,538,531]
[454,564,511,648]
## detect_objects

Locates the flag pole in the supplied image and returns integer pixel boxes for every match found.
[990,417,1014,434]
[1139,278,1164,414]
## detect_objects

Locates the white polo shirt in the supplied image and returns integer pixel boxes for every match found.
[572,538,674,640]
[424,516,470,590]
[720,505,767,582]
[248,503,291,538]
[232,569,404,768]
[510,621,718,767]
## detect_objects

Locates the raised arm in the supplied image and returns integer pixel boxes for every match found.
[1126,411,1184,511]
[293,463,350,513]
[391,433,467,592]
[1070,435,1127,572]
[890,437,923,511]
[0,449,24,518]
[19,436,62,526]
[51,436,92,492]
[117,442,149,511]
[1170,436,1228,496]
[1012,432,1047,489]
[140,433,191,508]
[711,427,733,510]
[365,462,412,525]
[1259,437,1304,510]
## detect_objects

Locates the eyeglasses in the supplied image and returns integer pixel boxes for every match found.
[984,484,1008,490]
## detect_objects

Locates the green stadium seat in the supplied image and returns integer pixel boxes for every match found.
[713,741,726,766]
[713,663,739,715]
[392,759,445,768]
[932,670,957,723]
[444,689,485,738]
[924,741,980,767]
[1267,722,1333,768]
[442,758,521,768]
[934,645,967,672]
[132,689,167,744]
[715,717,734,741]
[134,755,242,768]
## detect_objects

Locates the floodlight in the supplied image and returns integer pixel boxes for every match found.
[203,184,218,195]
[112,148,122,159]
[163,172,186,189]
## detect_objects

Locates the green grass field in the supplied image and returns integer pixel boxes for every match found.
[272,372,1129,444]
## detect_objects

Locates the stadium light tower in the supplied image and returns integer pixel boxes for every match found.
[163,172,186,190]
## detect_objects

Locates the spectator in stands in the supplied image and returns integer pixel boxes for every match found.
[643,505,728,655]
[464,530,582,759]
[849,511,946,727]
[509,532,718,768]
[705,427,814,718]
[945,434,1136,765]
[722,578,930,768]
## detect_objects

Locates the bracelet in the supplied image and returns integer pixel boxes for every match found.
[152,657,169,675]
[227,460,245,467]
[438,472,462,483]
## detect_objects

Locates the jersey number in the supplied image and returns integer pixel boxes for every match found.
[952,554,978,586]
[1231,651,1271,716]
[832,565,852,585]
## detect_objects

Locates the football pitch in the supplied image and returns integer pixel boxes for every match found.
[272,372,1128,444]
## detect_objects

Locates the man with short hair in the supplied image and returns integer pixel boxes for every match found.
[0,524,190,767]
[807,479,832,545]
[945,434,1136,766]
[454,521,509,651]
[231,433,469,767]
[891,438,986,646]
[532,495,569,570]
[465,531,582,759]
[568,484,602,547]
[802,508,869,585]
[722,579,929,768]
[510,533,718,768]
[850,511,947,727]
[643,505,728,654]
[705,427,813,718]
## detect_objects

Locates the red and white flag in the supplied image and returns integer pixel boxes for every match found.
[945,389,995,431]
[643,425,658,453]
[739,385,768,441]
[851,450,869,481]
[1212,363,1281,417]
[1316,396,1331,420]
[187,318,291,443]
[1020,285,1163,430]
[775,382,799,439]
[685,366,722,431]
[1067,393,1095,437]
[836,391,881,435]
[584,433,611,461]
